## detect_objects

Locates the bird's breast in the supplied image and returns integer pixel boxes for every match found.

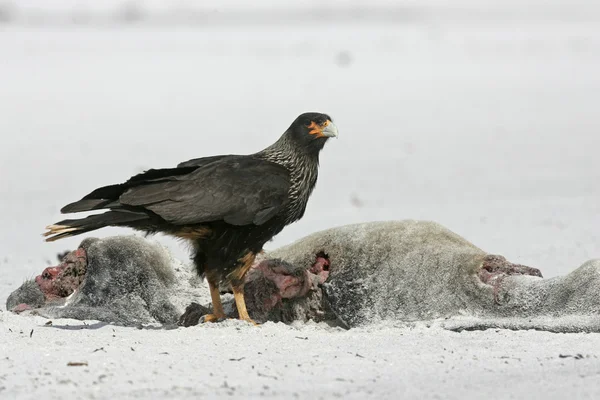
[285,164,319,224]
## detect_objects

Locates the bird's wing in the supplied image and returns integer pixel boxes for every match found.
[177,155,229,168]
[61,155,232,214]
[119,157,291,226]
[61,166,199,213]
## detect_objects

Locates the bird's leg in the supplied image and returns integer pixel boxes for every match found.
[229,252,258,325]
[232,283,256,325]
[203,277,227,323]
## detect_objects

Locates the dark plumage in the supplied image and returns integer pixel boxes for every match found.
[43,112,338,323]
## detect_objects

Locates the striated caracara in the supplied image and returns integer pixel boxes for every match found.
[43,112,338,324]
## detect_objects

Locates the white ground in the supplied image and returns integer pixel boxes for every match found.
[2,313,600,400]
[1,1,600,399]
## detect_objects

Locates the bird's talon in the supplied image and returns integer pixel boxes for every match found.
[241,317,259,326]
[201,313,227,323]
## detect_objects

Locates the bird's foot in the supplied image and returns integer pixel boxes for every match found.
[178,302,211,327]
[238,316,259,326]
[201,313,227,323]
[201,314,258,325]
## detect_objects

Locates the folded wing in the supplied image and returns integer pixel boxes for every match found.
[115,157,291,226]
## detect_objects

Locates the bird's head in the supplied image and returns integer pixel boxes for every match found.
[286,112,338,153]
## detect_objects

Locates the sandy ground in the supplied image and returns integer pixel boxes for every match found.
[1,312,600,400]
[2,232,599,400]
[1,1,600,399]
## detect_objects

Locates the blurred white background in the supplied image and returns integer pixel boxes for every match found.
[1,1,599,297]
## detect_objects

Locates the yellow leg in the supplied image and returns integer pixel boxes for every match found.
[227,251,258,325]
[203,279,226,323]
[232,284,257,325]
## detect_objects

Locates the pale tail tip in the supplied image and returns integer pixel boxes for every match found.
[42,224,79,242]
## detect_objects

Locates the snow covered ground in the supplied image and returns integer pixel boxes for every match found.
[1,1,599,398]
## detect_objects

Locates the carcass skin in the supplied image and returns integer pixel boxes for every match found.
[7,221,600,332]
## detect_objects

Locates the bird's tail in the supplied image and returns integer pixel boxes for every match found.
[43,210,148,242]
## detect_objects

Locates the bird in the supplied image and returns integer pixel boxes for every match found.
[43,112,338,324]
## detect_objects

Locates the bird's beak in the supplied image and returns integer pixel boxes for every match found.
[321,121,339,138]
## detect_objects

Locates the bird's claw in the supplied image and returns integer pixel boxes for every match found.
[200,314,258,325]
[201,313,227,323]
[241,317,259,326]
